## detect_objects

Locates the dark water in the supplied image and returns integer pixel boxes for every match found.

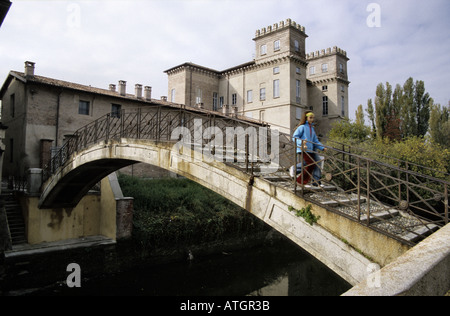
[31,239,352,296]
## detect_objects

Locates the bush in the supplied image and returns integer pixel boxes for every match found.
[118,174,269,248]
[357,137,450,178]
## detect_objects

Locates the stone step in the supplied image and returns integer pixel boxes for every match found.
[360,209,400,223]
[320,197,367,207]
[400,224,440,243]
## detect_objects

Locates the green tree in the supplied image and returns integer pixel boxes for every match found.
[414,80,432,137]
[374,82,392,139]
[367,78,433,141]
[429,103,450,148]
[401,77,416,138]
[366,99,376,138]
[355,104,365,126]
[328,118,371,143]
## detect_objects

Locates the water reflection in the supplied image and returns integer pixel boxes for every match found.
[33,239,351,296]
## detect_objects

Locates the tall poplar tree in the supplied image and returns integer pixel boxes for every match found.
[429,103,450,148]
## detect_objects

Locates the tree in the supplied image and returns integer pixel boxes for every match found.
[401,77,416,138]
[367,77,433,141]
[384,84,403,141]
[374,82,392,139]
[366,99,376,138]
[429,103,450,148]
[328,118,371,143]
[355,104,365,126]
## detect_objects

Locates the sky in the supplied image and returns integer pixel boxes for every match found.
[1,0,449,120]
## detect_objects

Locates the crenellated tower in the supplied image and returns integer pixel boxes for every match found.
[306,46,350,136]
[253,18,308,64]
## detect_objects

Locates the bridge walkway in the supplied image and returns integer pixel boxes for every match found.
[230,159,443,247]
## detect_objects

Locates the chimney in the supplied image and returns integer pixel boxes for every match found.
[144,86,152,101]
[135,84,143,99]
[24,61,35,77]
[109,84,116,92]
[118,80,126,96]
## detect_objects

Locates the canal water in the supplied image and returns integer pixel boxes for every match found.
[29,238,352,296]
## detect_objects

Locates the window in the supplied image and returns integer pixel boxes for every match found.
[322,63,328,73]
[171,89,176,102]
[79,100,90,115]
[10,94,15,118]
[274,40,280,51]
[341,96,345,116]
[273,66,280,74]
[213,92,218,111]
[294,40,299,52]
[196,88,202,105]
[339,63,345,73]
[260,88,266,101]
[341,85,345,92]
[273,80,280,98]
[260,44,267,55]
[322,85,328,92]
[296,67,301,74]
[111,104,121,118]
[309,66,315,75]
[219,96,224,108]
[296,80,301,103]
[232,93,237,105]
[322,96,328,116]
[247,90,253,103]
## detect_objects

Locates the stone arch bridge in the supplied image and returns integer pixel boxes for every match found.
[32,105,450,287]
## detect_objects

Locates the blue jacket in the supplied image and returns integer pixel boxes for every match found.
[292,123,324,153]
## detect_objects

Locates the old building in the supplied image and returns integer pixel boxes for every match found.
[165,18,350,136]
[0,61,157,177]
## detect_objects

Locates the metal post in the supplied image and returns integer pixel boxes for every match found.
[294,140,298,194]
[445,183,448,225]
[105,113,110,143]
[357,157,361,222]
[94,119,98,143]
[300,139,305,196]
[366,160,371,226]
[245,134,249,173]
[120,109,125,139]
[156,106,161,142]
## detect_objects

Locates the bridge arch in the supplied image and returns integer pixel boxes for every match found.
[39,138,255,211]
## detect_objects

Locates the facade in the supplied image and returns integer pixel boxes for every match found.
[165,18,350,136]
[0,61,158,177]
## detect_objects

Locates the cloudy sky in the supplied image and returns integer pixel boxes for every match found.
[1,0,449,120]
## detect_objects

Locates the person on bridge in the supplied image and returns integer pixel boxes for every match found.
[290,111,327,186]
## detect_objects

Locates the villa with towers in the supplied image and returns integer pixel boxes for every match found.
[165,18,350,136]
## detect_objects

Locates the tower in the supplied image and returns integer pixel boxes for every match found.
[306,47,350,136]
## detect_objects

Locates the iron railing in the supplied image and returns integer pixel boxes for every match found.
[275,137,449,246]
[42,106,449,246]
[43,106,271,181]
